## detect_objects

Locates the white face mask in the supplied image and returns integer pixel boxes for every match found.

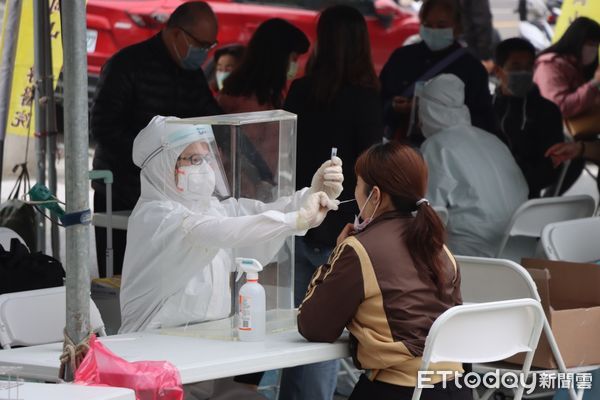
[176,162,216,200]
[353,189,380,232]
[287,60,298,80]
[581,44,599,66]
[215,71,230,91]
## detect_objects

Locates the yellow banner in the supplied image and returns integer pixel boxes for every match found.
[0,0,63,137]
[555,0,600,41]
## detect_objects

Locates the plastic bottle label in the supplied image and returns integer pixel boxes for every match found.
[239,295,252,331]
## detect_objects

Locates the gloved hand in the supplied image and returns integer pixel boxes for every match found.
[297,192,339,230]
[309,156,344,200]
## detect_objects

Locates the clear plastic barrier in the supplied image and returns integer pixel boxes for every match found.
[163,110,298,340]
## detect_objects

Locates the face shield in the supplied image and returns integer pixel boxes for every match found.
[166,124,230,204]
[137,118,230,206]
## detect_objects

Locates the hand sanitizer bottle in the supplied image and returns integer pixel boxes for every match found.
[236,258,266,341]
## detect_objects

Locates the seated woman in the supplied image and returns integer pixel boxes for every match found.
[297,141,471,400]
[534,16,600,193]
[120,115,342,334]
[534,17,600,125]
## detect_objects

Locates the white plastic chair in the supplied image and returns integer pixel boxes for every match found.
[542,217,600,262]
[0,228,28,251]
[412,299,545,400]
[433,206,449,226]
[496,195,595,261]
[0,286,106,349]
[456,256,595,400]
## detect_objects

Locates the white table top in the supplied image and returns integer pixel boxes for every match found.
[0,330,349,384]
[92,211,131,231]
[0,381,135,400]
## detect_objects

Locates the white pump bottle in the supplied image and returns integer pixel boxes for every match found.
[236,258,266,342]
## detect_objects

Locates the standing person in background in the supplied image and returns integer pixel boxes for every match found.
[217,18,309,177]
[281,5,383,400]
[380,0,495,142]
[460,0,496,72]
[91,1,221,277]
[493,38,564,198]
[210,45,244,95]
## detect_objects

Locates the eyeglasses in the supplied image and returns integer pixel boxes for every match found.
[177,153,213,165]
[179,27,218,51]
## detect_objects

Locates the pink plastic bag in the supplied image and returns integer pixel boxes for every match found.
[74,335,184,400]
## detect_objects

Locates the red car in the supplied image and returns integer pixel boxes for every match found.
[86,0,419,82]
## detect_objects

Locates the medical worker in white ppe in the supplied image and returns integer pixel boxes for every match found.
[418,74,528,257]
[120,115,342,334]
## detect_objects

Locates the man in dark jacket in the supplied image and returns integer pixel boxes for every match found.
[91,1,221,276]
[493,38,564,198]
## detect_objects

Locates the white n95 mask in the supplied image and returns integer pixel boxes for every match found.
[176,163,216,199]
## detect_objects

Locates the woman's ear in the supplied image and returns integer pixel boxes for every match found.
[372,186,381,204]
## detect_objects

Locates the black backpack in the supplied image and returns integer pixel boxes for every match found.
[0,238,65,295]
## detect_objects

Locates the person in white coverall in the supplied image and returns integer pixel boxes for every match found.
[119,116,342,399]
[120,115,343,335]
[418,74,528,257]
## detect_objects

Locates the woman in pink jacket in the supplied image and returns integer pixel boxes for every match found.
[534,17,600,119]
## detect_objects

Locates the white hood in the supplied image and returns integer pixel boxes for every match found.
[132,115,223,210]
[418,74,471,138]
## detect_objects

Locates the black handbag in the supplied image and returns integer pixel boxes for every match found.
[0,163,37,250]
[0,238,65,294]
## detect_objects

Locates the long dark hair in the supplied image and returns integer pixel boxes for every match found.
[354,142,449,294]
[305,5,379,107]
[541,17,600,78]
[221,18,309,108]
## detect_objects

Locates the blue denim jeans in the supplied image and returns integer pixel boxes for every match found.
[278,237,340,400]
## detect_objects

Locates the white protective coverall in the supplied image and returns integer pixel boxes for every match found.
[419,74,528,257]
[120,116,340,333]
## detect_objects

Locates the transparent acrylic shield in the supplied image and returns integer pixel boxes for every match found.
[160,110,298,340]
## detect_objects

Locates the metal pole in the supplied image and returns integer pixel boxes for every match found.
[34,0,60,259]
[33,0,47,253]
[62,0,90,381]
[0,0,23,200]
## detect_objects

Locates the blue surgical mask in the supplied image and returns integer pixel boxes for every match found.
[420,26,454,52]
[176,35,209,71]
